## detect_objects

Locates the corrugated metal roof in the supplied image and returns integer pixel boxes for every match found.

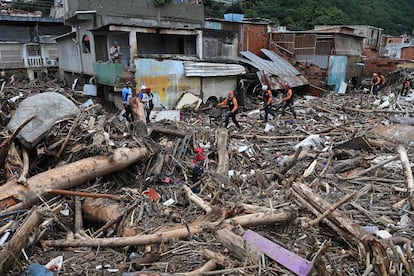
[184,62,246,77]
[239,50,308,90]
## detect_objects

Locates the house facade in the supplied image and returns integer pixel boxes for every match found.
[57,0,245,109]
[0,15,70,80]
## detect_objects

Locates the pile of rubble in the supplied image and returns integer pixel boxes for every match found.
[0,70,414,275]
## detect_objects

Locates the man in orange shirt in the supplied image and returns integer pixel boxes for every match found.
[276,84,296,119]
[217,91,240,129]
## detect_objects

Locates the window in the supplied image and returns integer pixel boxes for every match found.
[26,45,41,56]
[82,35,91,53]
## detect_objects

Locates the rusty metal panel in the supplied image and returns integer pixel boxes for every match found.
[241,24,269,56]
[240,50,308,90]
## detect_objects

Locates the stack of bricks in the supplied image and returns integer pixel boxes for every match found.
[364,58,403,77]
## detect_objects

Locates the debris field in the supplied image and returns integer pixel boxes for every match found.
[0,70,414,276]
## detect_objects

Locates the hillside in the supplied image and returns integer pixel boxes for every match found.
[204,0,414,35]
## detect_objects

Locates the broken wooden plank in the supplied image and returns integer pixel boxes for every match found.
[396,144,414,210]
[47,189,122,201]
[216,128,229,177]
[243,229,314,276]
[0,206,43,275]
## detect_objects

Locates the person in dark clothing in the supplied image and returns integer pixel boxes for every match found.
[217,91,240,129]
[401,79,411,96]
[258,85,275,122]
[370,72,381,96]
[121,81,133,122]
[275,84,296,119]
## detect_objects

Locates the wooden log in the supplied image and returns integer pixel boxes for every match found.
[183,184,212,213]
[203,249,233,268]
[149,127,186,138]
[215,228,245,261]
[175,260,217,276]
[216,128,229,177]
[42,210,294,248]
[0,207,43,275]
[396,145,414,210]
[0,147,149,214]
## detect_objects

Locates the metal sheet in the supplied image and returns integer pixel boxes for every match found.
[327,55,348,92]
[184,62,246,77]
[240,50,309,90]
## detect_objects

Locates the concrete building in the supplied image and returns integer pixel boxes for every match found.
[57,0,245,109]
[270,27,364,92]
[204,18,270,57]
[0,15,70,80]
[382,35,414,59]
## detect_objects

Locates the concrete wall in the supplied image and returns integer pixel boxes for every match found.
[57,35,82,74]
[64,0,204,29]
[0,43,24,68]
[134,58,234,109]
[202,29,238,60]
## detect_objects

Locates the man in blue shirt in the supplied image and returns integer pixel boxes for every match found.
[122,81,133,122]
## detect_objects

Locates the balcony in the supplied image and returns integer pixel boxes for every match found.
[24,57,58,68]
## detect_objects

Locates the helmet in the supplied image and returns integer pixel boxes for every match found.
[282,83,289,89]
[126,81,131,85]
[140,85,146,90]
[146,86,151,91]
[262,85,268,90]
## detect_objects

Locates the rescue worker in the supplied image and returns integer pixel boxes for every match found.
[121,81,133,122]
[401,79,411,96]
[258,85,275,122]
[138,85,146,100]
[379,72,386,90]
[275,84,296,119]
[370,72,381,96]
[217,91,240,129]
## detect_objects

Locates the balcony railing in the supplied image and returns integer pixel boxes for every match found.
[24,57,58,68]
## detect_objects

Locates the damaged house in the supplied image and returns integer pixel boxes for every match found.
[271,26,364,92]
[0,15,70,80]
[56,0,245,109]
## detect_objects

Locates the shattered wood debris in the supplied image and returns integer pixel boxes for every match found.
[1,71,414,275]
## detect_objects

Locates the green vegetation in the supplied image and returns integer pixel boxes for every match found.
[204,0,414,35]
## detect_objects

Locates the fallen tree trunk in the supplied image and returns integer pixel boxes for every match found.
[396,145,414,210]
[216,128,229,177]
[150,127,186,138]
[0,207,43,275]
[42,210,294,248]
[0,147,149,214]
